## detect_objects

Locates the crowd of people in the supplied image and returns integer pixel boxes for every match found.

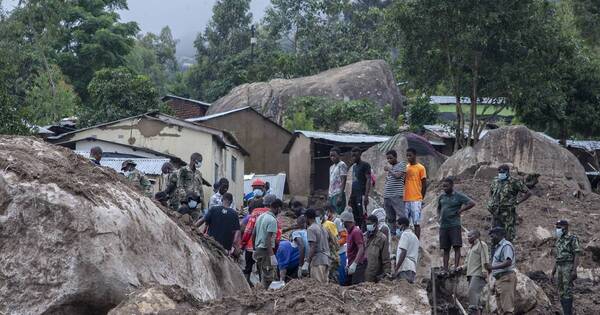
[90,144,582,315]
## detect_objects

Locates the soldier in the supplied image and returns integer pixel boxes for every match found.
[176,153,208,210]
[158,162,178,209]
[121,160,152,196]
[552,220,581,315]
[487,164,531,241]
[90,146,103,165]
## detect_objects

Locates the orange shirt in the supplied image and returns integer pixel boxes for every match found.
[404,163,427,201]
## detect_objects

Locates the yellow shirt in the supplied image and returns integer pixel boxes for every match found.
[323,220,338,239]
[404,163,427,201]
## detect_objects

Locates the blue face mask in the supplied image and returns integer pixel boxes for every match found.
[188,200,198,209]
[396,228,403,237]
[498,172,508,180]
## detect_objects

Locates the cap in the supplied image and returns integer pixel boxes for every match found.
[372,208,386,223]
[252,179,266,187]
[489,226,506,235]
[556,220,569,227]
[340,211,355,223]
[121,159,136,170]
[263,194,277,206]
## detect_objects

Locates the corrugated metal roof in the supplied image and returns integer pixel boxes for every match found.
[187,107,251,122]
[162,94,211,107]
[430,96,505,105]
[75,151,168,175]
[423,124,489,140]
[296,130,391,144]
[567,140,600,151]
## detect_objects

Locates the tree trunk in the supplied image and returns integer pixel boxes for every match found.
[454,92,465,152]
[467,54,480,146]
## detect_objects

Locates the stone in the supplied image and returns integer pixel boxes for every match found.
[206,60,405,124]
[108,285,201,315]
[481,270,552,314]
[435,125,591,192]
[0,137,249,315]
[534,226,553,241]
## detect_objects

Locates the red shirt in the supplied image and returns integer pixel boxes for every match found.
[346,225,366,265]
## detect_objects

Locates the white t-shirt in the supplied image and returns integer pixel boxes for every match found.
[396,229,419,273]
[329,161,348,197]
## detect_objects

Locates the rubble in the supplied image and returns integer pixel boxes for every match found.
[0,137,249,315]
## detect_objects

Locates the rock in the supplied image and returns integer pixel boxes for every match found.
[481,270,552,314]
[534,226,553,241]
[338,121,370,134]
[207,60,405,124]
[108,285,201,315]
[585,238,600,263]
[0,137,249,315]
[435,125,591,192]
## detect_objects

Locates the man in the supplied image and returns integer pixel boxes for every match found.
[342,210,367,285]
[393,217,419,284]
[90,146,102,165]
[404,148,426,239]
[383,149,407,234]
[195,193,241,256]
[333,208,348,285]
[209,178,231,209]
[321,206,339,239]
[437,177,475,271]
[290,200,306,218]
[487,164,531,241]
[485,227,516,315]
[244,178,266,202]
[121,160,152,196]
[552,220,581,315]
[458,230,489,315]
[365,215,391,282]
[178,192,202,220]
[158,162,178,209]
[276,240,301,283]
[371,208,394,261]
[252,197,283,289]
[177,153,209,211]
[328,147,348,214]
[305,209,331,283]
[320,207,340,282]
[291,215,309,278]
[348,147,371,230]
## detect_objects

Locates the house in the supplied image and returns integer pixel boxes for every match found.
[162,95,211,119]
[187,107,292,176]
[430,95,513,122]
[565,140,600,190]
[48,112,249,204]
[282,130,390,197]
[422,124,493,155]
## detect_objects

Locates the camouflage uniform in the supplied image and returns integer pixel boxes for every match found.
[487,177,528,241]
[159,172,179,209]
[555,233,581,300]
[127,169,152,197]
[176,166,204,208]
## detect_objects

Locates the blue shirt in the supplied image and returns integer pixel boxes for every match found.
[276,240,300,270]
[291,230,309,254]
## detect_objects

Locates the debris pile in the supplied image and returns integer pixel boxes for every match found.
[0,137,249,315]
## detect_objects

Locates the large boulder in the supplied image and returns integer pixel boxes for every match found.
[207,60,405,124]
[0,137,249,315]
[482,270,553,314]
[435,125,591,192]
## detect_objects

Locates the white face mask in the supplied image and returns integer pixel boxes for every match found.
[188,200,198,209]
[253,189,264,197]
[195,161,202,169]
[123,171,131,177]
[498,172,508,180]
[555,228,564,238]
[290,241,298,248]
[366,224,375,232]
[315,217,322,225]
[396,228,404,236]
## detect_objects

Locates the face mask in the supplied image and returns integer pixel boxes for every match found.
[396,228,404,237]
[315,217,322,225]
[555,228,563,238]
[188,200,198,209]
[498,172,508,180]
[290,241,298,248]
[366,224,375,232]
[195,161,202,169]
[253,189,264,197]
[123,171,131,177]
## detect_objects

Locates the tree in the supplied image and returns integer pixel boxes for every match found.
[407,95,438,131]
[80,67,163,127]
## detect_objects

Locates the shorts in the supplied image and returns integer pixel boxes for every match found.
[384,196,405,225]
[328,193,347,214]
[439,226,463,250]
[405,201,422,225]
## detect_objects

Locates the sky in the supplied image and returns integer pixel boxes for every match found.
[2,0,272,58]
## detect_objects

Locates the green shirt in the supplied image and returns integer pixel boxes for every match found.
[437,191,471,228]
[254,211,278,249]
[555,233,581,263]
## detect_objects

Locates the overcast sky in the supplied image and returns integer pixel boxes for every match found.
[3,0,271,58]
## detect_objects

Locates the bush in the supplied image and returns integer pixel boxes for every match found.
[407,95,438,131]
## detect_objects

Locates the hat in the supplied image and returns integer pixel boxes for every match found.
[340,211,355,223]
[556,220,569,227]
[489,226,506,235]
[121,159,136,170]
[372,208,386,223]
[252,179,266,187]
[263,194,277,206]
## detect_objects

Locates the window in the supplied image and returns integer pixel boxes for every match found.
[231,156,237,182]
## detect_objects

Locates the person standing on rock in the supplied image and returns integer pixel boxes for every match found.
[552,220,581,315]
[393,217,419,284]
[437,177,475,271]
[383,149,407,235]
[90,146,103,165]
[305,208,331,283]
[487,164,531,241]
[121,160,152,196]
[195,193,241,257]
[348,147,372,230]
[342,210,367,285]
[252,197,283,289]
[457,229,489,315]
[404,148,426,239]
[485,227,516,315]
[158,162,179,209]
[177,153,209,211]
[328,147,348,214]
[365,215,391,283]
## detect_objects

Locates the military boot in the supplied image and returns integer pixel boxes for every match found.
[560,298,573,315]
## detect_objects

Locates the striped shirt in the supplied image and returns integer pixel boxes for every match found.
[384,161,407,198]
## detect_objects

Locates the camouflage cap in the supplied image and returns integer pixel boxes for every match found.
[555,219,569,227]
[121,159,136,170]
